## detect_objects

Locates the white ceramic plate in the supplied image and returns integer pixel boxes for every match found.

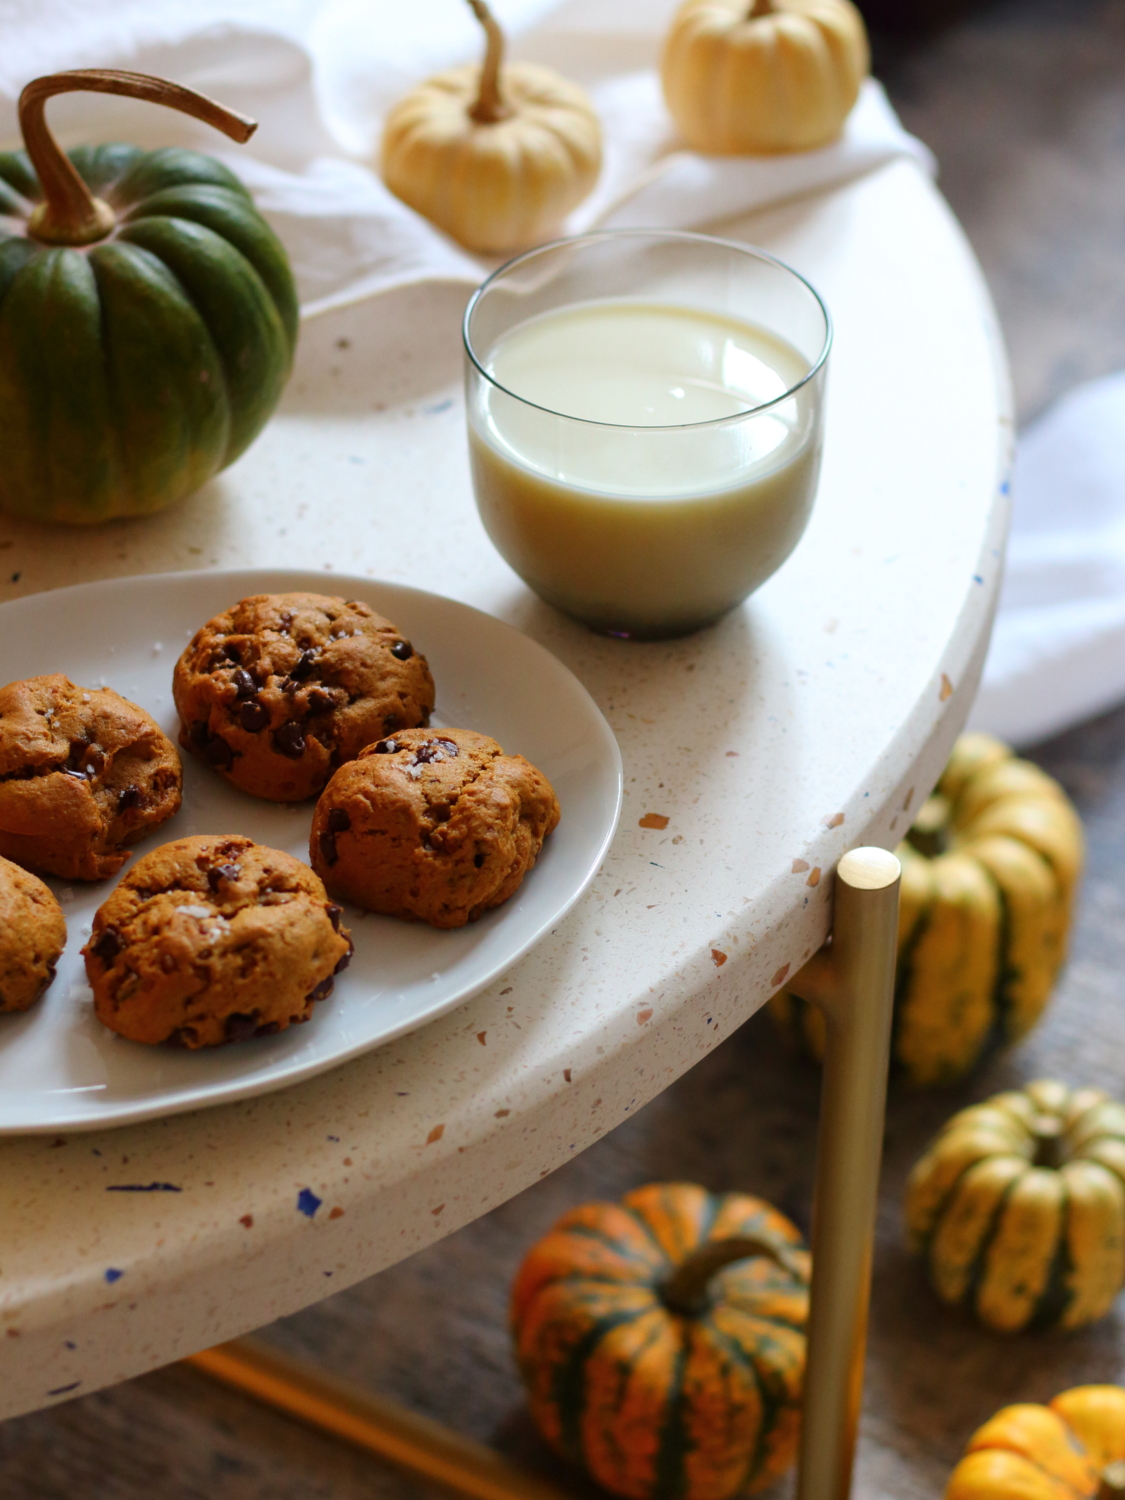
[0,569,622,1134]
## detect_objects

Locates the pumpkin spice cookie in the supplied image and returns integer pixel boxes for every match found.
[84,835,353,1048]
[0,855,66,1014]
[310,727,560,929]
[173,593,436,802]
[0,675,183,881]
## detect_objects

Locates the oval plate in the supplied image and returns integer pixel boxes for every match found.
[0,569,623,1133]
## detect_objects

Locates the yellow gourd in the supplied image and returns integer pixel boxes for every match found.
[946,1385,1125,1500]
[381,0,602,255]
[906,1080,1125,1334]
[661,0,870,155]
[772,734,1085,1088]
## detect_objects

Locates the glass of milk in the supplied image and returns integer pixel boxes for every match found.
[463,230,831,639]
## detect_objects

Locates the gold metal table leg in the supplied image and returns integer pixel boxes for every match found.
[790,847,902,1500]
[185,1338,571,1500]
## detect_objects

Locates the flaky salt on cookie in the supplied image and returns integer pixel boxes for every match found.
[84,835,352,1048]
[310,727,560,929]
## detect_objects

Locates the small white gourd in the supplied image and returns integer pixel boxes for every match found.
[661,0,870,155]
[381,0,602,255]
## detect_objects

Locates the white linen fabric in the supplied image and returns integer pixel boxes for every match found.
[0,0,934,314]
[970,372,1125,747]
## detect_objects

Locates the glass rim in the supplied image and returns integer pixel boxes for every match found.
[462,228,833,432]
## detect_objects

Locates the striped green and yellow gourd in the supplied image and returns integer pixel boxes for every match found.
[772,733,1085,1087]
[510,1182,810,1500]
[906,1080,1125,1333]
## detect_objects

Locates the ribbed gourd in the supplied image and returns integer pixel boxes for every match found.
[661,0,870,155]
[511,1182,810,1500]
[0,70,298,525]
[905,1080,1125,1333]
[381,0,602,255]
[771,733,1085,1088]
[946,1385,1125,1500]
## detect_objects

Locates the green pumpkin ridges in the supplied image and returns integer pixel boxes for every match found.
[0,248,120,523]
[703,1310,780,1493]
[0,239,38,303]
[88,241,230,516]
[988,873,1019,1048]
[960,1169,1022,1320]
[121,184,299,352]
[67,144,146,198]
[548,1305,658,1466]
[1028,1178,1075,1330]
[0,151,39,201]
[651,1343,689,1500]
[117,216,288,463]
[887,892,938,1082]
[113,146,250,205]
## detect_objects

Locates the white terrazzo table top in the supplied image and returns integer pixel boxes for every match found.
[0,157,1011,1417]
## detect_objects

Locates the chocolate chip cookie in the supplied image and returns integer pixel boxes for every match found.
[309,727,560,929]
[0,675,183,881]
[84,835,353,1048]
[173,593,436,802]
[0,855,66,1013]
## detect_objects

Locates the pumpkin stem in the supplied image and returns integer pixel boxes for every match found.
[1031,1116,1067,1170]
[1099,1463,1125,1500]
[466,0,514,125]
[660,1235,805,1318]
[747,0,776,16]
[19,70,257,247]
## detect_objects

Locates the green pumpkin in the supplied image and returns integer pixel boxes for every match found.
[0,76,298,525]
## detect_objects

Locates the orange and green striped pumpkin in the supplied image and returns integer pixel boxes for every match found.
[510,1182,810,1500]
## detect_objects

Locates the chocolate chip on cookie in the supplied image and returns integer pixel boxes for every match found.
[83,835,353,1048]
[0,854,66,1013]
[309,727,560,929]
[0,675,183,881]
[173,593,436,802]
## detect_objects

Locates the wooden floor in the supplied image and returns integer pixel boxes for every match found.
[5,1,1125,1494]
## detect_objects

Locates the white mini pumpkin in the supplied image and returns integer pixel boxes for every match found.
[381,0,602,255]
[661,0,870,155]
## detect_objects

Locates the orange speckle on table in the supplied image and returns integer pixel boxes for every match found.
[563,1069,572,1083]
[792,858,810,873]
[495,1109,510,1118]
[637,1008,654,1024]
[639,813,669,830]
[711,949,728,968]
[940,674,954,701]
[431,1204,445,1216]
[806,868,821,887]
[772,964,790,987]
[239,1215,253,1229]
[6,1328,20,1339]
[476,1031,487,1046]
[725,750,739,757]
[823,813,845,828]
[329,1207,345,1220]
[426,1124,445,1145]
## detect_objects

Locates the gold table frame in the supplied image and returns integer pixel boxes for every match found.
[187,847,901,1500]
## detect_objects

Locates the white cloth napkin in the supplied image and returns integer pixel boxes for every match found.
[969,371,1125,747]
[0,0,934,315]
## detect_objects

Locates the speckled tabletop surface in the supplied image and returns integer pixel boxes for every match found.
[10,1,1121,1492]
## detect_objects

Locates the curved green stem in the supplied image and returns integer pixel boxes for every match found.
[19,69,257,246]
[660,1235,805,1318]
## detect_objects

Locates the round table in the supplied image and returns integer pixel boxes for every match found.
[0,155,1010,1418]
